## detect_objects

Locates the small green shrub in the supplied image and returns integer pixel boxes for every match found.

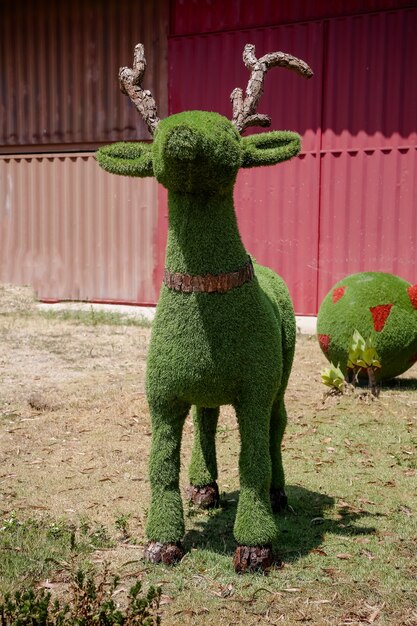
[0,567,161,626]
[78,520,114,549]
[347,330,381,396]
[321,332,382,397]
[321,363,346,392]
[347,330,381,372]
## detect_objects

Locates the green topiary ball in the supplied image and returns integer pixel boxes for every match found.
[317,272,417,381]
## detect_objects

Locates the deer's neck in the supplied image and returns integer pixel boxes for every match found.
[165,190,248,276]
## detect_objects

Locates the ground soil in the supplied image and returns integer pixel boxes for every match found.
[2,285,417,625]
[0,285,331,529]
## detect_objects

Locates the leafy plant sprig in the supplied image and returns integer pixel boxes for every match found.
[347,330,381,396]
[348,330,381,370]
[321,363,346,393]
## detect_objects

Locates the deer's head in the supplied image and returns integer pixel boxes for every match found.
[97,44,313,194]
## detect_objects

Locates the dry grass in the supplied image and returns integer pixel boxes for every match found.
[1,285,417,625]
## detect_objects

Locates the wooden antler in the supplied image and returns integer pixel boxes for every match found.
[119,43,160,136]
[231,44,313,134]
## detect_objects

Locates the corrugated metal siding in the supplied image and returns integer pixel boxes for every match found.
[167,3,417,315]
[0,154,159,303]
[3,1,416,312]
[322,9,417,150]
[235,155,321,315]
[318,8,417,303]
[171,0,417,36]
[318,148,417,302]
[168,21,322,314]
[0,0,168,149]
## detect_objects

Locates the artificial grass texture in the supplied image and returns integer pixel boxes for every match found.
[317,272,417,381]
[97,110,300,549]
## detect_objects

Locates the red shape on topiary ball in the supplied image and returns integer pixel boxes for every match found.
[408,284,417,310]
[318,334,330,352]
[332,286,346,303]
[369,304,393,332]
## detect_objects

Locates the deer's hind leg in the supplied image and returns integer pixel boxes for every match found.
[187,406,220,509]
[269,393,288,512]
[144,398,189,564]
[233,397,278,573]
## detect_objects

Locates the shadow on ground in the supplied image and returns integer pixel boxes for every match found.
[381,377,417,391]
[183,485,379,561]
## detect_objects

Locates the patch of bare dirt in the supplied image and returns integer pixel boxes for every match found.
[0,284,37,315]
[0,289,149,536]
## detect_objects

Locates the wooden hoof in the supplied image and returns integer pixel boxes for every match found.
[186,481,220,509]
[270,487,288,513]
[143,541,184,565]
[233,545,279,574]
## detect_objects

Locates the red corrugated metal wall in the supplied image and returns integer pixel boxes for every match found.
[0,154,159,303]
[0,0,168,149]
[165,1,417,315]
[0,0,168,305]
[318,9,417,302]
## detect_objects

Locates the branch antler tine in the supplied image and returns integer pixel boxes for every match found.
[133,43,146,78]
[118,43,160,136]
[243,43,258,70]
[230,87,244,122]
[231,42,313,134]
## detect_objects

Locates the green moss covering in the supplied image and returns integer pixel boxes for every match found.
[317,272,417,381]
[97,111,300,550]
[96,142,153,177]
[241,130,301,168]
[188,407,219,487]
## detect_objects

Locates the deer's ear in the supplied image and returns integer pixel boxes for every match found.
[241,131,301,168]
[96,142,154,177]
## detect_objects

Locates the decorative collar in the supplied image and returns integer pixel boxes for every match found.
[163,256,254,294]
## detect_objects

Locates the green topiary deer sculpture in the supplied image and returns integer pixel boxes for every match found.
[97,43,313,573]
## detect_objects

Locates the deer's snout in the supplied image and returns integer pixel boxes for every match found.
[153,112,242,193]
[164,126,200,162]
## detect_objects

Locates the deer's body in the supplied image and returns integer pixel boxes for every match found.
[97,48,312,571]
[148,263,292,409]
[146,254,295,549]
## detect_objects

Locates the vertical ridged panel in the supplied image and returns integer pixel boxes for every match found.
[168,7,417,314]
[235,154,320,315]
[322,9,417,150]
[0,154,159,303]
[318,147,417,303]
[0,0,168,147]
[317,8,417,305]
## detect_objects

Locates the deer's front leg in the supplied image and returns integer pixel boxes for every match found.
[233,398,279,573]
[144,398,189,565]
[187,406,220,509]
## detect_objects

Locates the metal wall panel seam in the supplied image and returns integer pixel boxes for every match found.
[170,2,417,37]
